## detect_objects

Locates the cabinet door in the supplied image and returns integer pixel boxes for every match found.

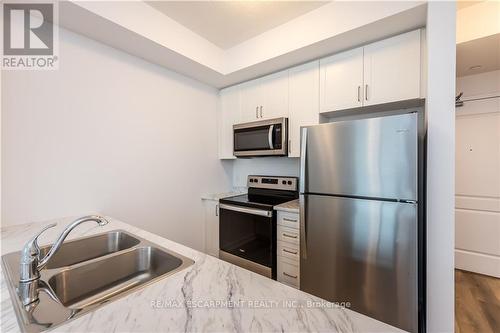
[260,69,289,120]
[288,61,319,157]
[363,29,421,106]
[218,86,240,159]
[319,47,363,113]
[240,79,261,122]
[204,200,219,258]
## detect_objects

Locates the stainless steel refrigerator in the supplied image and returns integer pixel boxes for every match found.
[299,110,425,333]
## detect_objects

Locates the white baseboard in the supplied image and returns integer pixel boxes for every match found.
[455,249,500,278]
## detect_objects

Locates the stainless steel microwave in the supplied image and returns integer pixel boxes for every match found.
[233,117,288,157]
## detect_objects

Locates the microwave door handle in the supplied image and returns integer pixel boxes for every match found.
[268,125,274,149]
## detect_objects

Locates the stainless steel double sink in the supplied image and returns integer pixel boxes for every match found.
[2,230,194,332]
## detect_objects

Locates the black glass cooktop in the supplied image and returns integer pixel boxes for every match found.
[220,188,298,210]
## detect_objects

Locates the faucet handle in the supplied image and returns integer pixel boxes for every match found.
[23,223,57,258]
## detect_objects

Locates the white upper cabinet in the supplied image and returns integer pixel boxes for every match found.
[320,47,364,113]
[240,79,261,122]
[218,85,240,159]
[320,29,421,113]
[240,69,289,122]
[217,30,423,159]
[288,61,320,157]
[259,70,289,120]
[363,30,421,106]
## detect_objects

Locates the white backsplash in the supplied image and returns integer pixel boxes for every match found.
[232,157,300,187]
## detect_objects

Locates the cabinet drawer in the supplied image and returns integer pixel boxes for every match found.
[277,259,299,288]
[277,225,299,245]
[277,241,299,261]
[277,211,300,229]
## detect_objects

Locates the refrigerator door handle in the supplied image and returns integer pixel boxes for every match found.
[299,128,307,193]
[299,195,307,259]
[299,128,308,259]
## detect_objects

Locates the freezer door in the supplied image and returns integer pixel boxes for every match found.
[300,194,418,333]
[301,112,417,200]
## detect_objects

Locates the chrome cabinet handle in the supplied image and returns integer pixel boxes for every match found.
[256,107,259,118]
[283,272,298,279]
[215,204,219,217]
[288,139,291,154]
[282,233,298,239]
[283,248,298,255]
[260,106,263,118]
[357,86,361,102]
[283,218,297,223]
[365,84,368,101]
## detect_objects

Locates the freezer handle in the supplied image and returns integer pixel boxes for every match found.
[299,195,307,259]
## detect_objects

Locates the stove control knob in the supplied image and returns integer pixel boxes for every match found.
[282,180,286,185]
[287,181,292,185]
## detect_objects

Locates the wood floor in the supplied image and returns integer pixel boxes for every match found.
[455,269,500,333]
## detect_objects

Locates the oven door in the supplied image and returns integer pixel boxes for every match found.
[233,118,287,157]
[219,204,275,279]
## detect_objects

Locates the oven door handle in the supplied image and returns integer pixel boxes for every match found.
[219,204,273,218]
[268,125,274,150]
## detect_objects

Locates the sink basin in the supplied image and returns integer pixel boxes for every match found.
[40,231,140,269]
[49,247,182,308]
[1,230,194,333]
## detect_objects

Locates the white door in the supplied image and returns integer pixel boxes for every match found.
[319,47,364,113]
[240,79,261,123]
[363,29,421,106]
[218,86,240,159]
[260,70,289,120]
[204,199,219,258]
[288,61,320,157]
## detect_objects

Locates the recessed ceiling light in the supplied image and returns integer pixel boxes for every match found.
[469,65,482,70]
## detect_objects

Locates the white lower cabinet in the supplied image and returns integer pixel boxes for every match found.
[277,256,300,288]
[276,210,300,289]
[277,225,299,245]
[203,199,219,258]
[277,211,300,229]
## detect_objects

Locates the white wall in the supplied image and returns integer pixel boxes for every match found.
[232,157,299,187]
[1,27,232,251]
[455,70,500,277]
[425,2,456,332]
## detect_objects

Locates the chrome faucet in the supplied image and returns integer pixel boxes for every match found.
[18,215,109,305]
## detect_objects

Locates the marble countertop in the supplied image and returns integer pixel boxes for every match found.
[201,189,246,201]
[274,199,300,213]
[1,216,404,332]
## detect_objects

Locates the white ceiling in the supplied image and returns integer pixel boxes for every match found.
[456,1,484,11]
[145,1,328,49]
[60,1,426,87]
[457,33,500,77]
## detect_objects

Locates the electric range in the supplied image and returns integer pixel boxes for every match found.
[218,175,298,279]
